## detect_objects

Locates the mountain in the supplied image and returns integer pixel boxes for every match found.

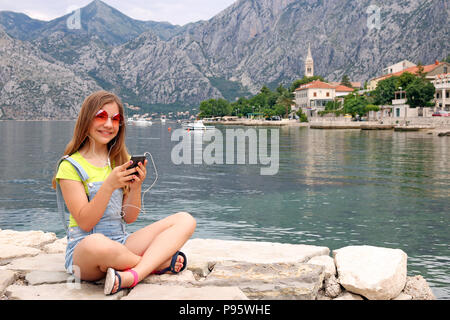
[0,26,101,120]
[178,0,449,91]
[0,11,46,40]
[0,0,448,120]
[0,0,182,44]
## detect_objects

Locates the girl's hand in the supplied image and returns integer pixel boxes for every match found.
[104,160,139,192]
[129,159,147,191]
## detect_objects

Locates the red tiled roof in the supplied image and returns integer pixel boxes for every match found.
[374,62,445,81]
[295,80,354,92]
[295,80,335,91]
[333,85,354,92]
[330,81,361,88]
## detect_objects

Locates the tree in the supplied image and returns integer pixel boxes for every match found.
[366,104,380,112]
[276,91,294,118]
[396,72,416,90]
[343,94,369,116]
[405,78,435,108]
[262,108,276,118]
[296,109,308,122]
[444,54,450,63]
[340,74,352,88]
[416,61,426,79]
[373,76,398,105]
[325,100,342,111]
[273,104,288,117]
[198,98,232,118]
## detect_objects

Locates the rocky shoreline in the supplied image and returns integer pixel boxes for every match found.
[0,229,436,300]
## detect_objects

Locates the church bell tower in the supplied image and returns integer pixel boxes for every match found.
[305,43,314,77]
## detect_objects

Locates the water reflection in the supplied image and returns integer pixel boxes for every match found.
[0,121,449,299]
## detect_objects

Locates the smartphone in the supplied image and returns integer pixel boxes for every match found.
[127,155,147,175]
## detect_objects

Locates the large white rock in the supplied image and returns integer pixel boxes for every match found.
[43,237,67,254]
[333,292,364,300]
[202,261,325,300]
[5,254,66,273]
[0,245,41,264]
[307,255,336,279]
[402,275,436,300]
[25,271,71,286]
[0,230,56,249]
[333,245,407,300]
[182,238,329,276]
[142,270,197,285]
[0,270,17,295]
[5,283,124,300]
[122,284,248,300]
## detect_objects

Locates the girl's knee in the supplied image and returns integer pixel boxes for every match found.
[82,233,116,256]
[175,211,196,232]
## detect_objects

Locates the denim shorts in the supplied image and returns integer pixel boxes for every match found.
[65,222,130,275]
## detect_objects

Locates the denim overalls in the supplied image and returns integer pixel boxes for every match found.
[56,156,130,275]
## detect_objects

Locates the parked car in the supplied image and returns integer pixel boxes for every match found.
[271,116,281,121]
[432,110,449,117]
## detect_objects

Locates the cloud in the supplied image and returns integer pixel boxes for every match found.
[0,0,237,25]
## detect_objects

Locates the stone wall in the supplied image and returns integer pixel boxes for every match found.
[0,229,436,300]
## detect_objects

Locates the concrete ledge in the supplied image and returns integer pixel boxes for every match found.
[0,229,437,300]
[310,124,361,129]
[122,284,248,300]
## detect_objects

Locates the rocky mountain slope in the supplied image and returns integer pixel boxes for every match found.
[0,0,182,44]
[0,0,448,119]
[0,27,101,120]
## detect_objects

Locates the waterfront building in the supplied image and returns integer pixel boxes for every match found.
[294,80,353,117]
[433,73,450,111]
[382,60,416,76]
[295,80,335,117]
[368,61,450,91]
[391,90,414,118]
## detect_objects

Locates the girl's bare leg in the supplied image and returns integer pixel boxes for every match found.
[117,212,196,288]
[72,233,142,281]
[71,212,196,293]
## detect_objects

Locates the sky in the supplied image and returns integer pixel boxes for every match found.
[0,0,237,26]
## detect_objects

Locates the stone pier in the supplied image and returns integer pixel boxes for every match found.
[0,229,436,300]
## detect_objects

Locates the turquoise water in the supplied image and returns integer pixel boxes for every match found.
[0,121,448,299]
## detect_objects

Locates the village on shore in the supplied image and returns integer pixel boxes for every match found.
[199,46,450,132]
[127,46,449,132]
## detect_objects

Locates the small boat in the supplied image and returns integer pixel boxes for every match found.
[133,118,153,126]
[183,120,215,131]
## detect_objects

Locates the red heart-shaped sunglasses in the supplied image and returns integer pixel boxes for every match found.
[94,109,124,126]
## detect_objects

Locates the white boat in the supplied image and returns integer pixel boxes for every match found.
[133,118,153,126]
[183,120,215,131]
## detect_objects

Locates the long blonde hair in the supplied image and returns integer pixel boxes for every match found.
[52,91,129,190]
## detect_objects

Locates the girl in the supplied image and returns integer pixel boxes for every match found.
[52,91,196,295]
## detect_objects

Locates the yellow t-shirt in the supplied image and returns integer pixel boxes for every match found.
[55,151,113,228]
